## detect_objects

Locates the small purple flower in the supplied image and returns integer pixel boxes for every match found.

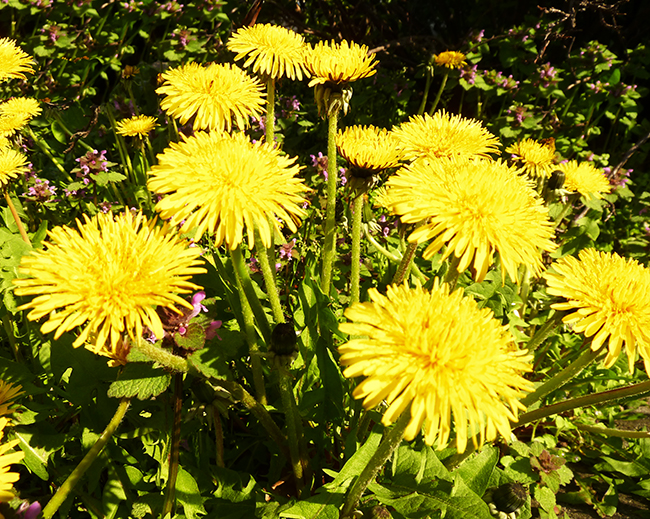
[278,239,296,262]
[98,201,114,213]
[18,501,42,519]
[206,320,222,340]
[250,256,260,273]
[538,63,559,88]
[310,152,328,179]
[460,64,478,85]
[26,178,56,202]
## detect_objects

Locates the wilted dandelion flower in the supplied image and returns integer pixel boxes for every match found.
[556,160,610,199]
[544,249,650,373]
[0,147,28,187]
[148,131,309,248]
[434,51,467,69]
[115,114,157,137]
[506,138,556,178]
[336,125,402,174]
[156,62,265,132]
[227,23,309,81]
[339,282,533,453]
[14,211,206,362]
[393,110,500,161]
[304,40,377,87]
[382,158,556,282]
[0,38,35,82]
[0,97,41,137]
[0,381,22,419]
[0,417,23,502]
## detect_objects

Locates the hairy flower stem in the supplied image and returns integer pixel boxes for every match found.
[277,367,304,494]
[553,193,580,228]
[443,254,461,290]
[520,343,602,409]
[350,194,364,304]
[364,227,427,283]
[417,56,435,116]
[230,246,272,344]
[340,410,411,519]
[517,379,650,428]
[321,110,339,295]
[255,228,285,324]
[265,78,275,145]
[213,405,225,467]
[4,190,30,244]
[132,337,190,373]
[428,71,449,115]
[162,373,183,517]
[392,241,417,285]
[42,398,131,519]
[526,312,564,353]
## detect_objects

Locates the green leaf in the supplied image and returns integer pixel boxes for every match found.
[90,170,127,187]
[177,468,207,519]
[188,345,233,381]
[595,456,650,477]
[175,322,207,351]
[14,428,56,480]
[107,363,171,400]
[279,491,344,519]
[534,486,556,513]
[457,446,498,496]
[326,428,382,489]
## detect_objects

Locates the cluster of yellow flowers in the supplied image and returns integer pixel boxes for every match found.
[0,380,24,503]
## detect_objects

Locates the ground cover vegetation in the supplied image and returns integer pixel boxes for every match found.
[0,0,649,518]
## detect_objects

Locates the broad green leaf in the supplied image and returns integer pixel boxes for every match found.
[177,468,207,519]
[326,428,382,489]
[457,446,498,495]
[14,428,57,480]
[107,363,171,400]
[188,345,233,381]
[103,468,128,519]
[595,456,650,477]
[279,490,344,519]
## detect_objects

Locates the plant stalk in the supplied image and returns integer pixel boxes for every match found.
[3,190,30,244]
[321,110,339,296]
[162,373,183,517]
[428,71,449,115]
[350,194,364,304]
[254,228,284,324]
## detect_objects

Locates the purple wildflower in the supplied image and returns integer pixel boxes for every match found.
[26,178,56,202]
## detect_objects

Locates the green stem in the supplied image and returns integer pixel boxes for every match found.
[363,226,427,283]
[428,71,449,115]
[516,379,650,428]
[25,127,72,182]
[277,368,304,494]
[350,194,364,304]
[340,410,411,519]
[1,314,22,362]
[320,110,339,296]
[162,373,183,517]
[553,193,580,228]
[417,57,435,116]
[526,312,563,353]
[392,241,417,285]
[576,423,650,439]
[213,405,225,467]
[443,254,461,290]
[4,190,30,244]
[520,342,602,409]
[254,228,284,324]
[42,398,131,519]
[265,78,275,145]
[230,246,272,344]
[132,338,189,373]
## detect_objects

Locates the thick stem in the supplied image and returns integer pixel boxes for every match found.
[254,228,285,324]
[350,194,364,304]
[278,368,304,494]
[340,410,411,519]
[417,57,435,116]
[213,406,225,468]
[132,338,189,373]
[321,110,339,296]
[4,190,31,245]
[392,241,417,285]
[526,312,563,353]
[364,226,427,283]
[443,254,461,290]
[25,127,72,181]
[265,78,275,146]
[41,398,131,519]
[162,373,183,517]
[428,71,449,115]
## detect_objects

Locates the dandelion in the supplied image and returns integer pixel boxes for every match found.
[339,282,533,453]
[304,40,377,87]
[0,97,41,137]
[556,160,610,199]
[156,62,265,132]
[148,131,309,248]
[506,138,556,179]
[392,110,500,162]
[115,115,158,137]
[0,147,28,187]
[382,158,556,282]
[0,381,22,419]
[0,417,23,502]
[434,51,467,69]
[544,249,650,373]
[13,211,206,362]
[336,125,402,175]
[227,23,309,81]
[0,38,35,82]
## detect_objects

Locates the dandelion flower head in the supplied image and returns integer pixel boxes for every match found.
[115,115,157,137]
[336,125,402,174]
[392,110,500,162]
[556,160,611,199]
[544,249,650,373]
[0,38,35,83]
[339,282,533,453]
[227,23,309,81]
[156,62,265,132]
[506,138,556,178]
[0,97,41,137]
[14,211,206,362]
[148,131,309,249]
[0,147,28,187]
[305,40,377,87]
[382,157,556,282]
[434,51,467,69]
[0,417,23,502]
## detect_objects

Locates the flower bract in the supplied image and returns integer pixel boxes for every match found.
[392,110,500,161]
[115,115,157,137]
[0,38,35,83]
[305,40,377,87]
[156,62,265,131]
[227,23,309,81]
[339,282,533,453]
[0,147,28,187]
[506,138,556,178]
[382,157,556,282]
[544,249,650,373]
[14,211,206,362]
[148,131,309,248]
[336,125,402,173]
[556,160,611,199]
[0,417,23,502]
[434,51,467,69]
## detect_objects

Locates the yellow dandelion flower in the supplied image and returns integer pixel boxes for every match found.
[305,40,377,87]
[227,23,309,81]
[392,110,500,162]
[434,51,467,69]
[156,62,265,132]
[0,417,23,502]
[544,249,650,373]
[339,282,533,453]
[0,381,22,420]
[0,147,28,187]
[115,115,158,137]
[0,38,35,83]
[148,131,309,249]
[556,160,611,199]
[382,158,556,282]
[13,211,206,362]
[0,97,41,137]
[336,125,402,174]
[506,138,556,178]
